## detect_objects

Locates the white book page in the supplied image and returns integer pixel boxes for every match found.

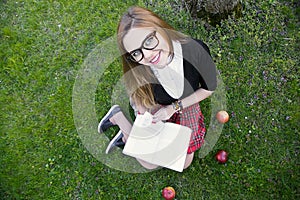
[123,112,192,172]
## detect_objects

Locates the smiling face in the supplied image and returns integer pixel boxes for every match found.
[123,28,171,68]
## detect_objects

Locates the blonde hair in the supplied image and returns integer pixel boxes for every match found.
[117,6,188,109]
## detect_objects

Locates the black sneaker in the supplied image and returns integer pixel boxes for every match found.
[98,105,121,134]
[105,130,125,154]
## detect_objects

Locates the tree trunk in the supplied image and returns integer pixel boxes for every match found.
[182,0,242,26]
[144,0,242,26]
[183,0,240,14]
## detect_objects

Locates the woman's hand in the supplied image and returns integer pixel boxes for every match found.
[152,105,175,123]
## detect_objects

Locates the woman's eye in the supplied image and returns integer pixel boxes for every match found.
[132,50,141,57]
[144,36,154,47]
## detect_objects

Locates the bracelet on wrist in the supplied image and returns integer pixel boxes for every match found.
[172,100,183,113]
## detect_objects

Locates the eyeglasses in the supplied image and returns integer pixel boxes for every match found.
[127,31,159,62]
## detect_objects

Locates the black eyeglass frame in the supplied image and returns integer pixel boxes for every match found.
[126,31,159,63]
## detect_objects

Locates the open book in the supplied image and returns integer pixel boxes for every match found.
[123,112,192,172]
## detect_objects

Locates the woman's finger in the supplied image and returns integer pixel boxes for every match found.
[152,111,163,122]
[152,115,160,123]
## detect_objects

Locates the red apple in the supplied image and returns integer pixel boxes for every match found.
[162,186,175,200]
[215,150,228,164]
[216,111,229,124]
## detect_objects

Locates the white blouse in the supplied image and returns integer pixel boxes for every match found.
[150,41,184,99]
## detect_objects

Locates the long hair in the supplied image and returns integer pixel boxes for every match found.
[117,6,188,109]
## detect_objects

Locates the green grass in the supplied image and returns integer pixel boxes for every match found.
[1,0,299,199]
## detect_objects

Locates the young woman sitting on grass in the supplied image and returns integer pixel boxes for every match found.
[98,6,217,170]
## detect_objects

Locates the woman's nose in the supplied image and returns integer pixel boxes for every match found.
[142,49,154,61]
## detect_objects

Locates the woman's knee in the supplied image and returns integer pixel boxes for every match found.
[137,159,159,170]
[183,153,194,169]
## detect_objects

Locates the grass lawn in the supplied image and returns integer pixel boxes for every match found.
[0,0,299,199]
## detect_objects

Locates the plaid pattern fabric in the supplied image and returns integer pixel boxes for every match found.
[167,103,206,154]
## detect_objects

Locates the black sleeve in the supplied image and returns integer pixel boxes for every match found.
[191,39,217,91]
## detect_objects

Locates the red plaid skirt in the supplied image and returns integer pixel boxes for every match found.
[152,103,206,154]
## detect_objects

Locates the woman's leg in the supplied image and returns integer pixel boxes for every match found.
[138,153,193,170]
[109,112,159,170]
[183,152,194,169]
[137,159,159,170]
[109,100,148,139]
[109,111,131,142]
[106,101,161,169]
